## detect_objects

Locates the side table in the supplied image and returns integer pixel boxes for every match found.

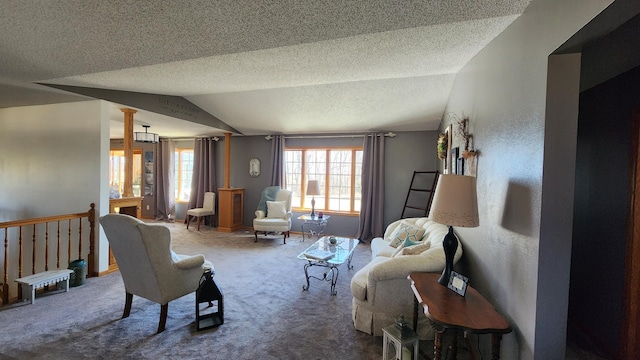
[408,272,512,360]
[382,324,419,360]
[297,214,330,241]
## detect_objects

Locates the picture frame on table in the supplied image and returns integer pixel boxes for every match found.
[447,271,469,297]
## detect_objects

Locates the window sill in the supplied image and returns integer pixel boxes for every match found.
[292,209,360,217]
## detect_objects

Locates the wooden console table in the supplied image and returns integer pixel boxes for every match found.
[408,272,512,360]
[217,188,244,232]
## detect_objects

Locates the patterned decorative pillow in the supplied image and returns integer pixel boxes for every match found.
[399,242,431,256]
[388,222,426,248]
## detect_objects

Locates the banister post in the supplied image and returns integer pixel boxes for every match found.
[88,203,96,277]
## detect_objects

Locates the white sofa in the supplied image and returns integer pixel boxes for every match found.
[350,217,463,338]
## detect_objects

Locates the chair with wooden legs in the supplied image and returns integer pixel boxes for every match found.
[99,213,213,333]
[186,191,216,231]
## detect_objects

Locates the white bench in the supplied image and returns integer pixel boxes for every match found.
[14,269,74,304]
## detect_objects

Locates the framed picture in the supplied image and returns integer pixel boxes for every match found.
[438,125,453,174]
[249,158,260,177]
[450,147,459,175]
[144,151,154,196]
[457,156,465,176]
[447,271,469,297]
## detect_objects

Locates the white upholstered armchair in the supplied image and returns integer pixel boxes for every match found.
[99,213,213,333]
[253,187,293,244]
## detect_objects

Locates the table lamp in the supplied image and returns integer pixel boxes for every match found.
[306,180,321,217]
[429,174,479,286]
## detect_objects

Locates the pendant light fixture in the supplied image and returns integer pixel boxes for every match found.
[134,125,159,143]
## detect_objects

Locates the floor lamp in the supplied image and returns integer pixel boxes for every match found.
[429,174,479,286]
[306,180,320,217]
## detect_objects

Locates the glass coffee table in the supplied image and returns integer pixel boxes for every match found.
[297,236,359,295]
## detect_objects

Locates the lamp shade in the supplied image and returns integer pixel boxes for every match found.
[430,174,479,228]
[306,180,321,196]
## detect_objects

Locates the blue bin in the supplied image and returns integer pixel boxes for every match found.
[68,259,87,287]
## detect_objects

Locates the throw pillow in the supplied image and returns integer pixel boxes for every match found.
[391,238,421,257]
[399,242,431,256]
[257,186,281,215]
[266,201,287,218]
[388,222,426,248]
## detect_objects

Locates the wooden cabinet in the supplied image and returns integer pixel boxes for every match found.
[218,188,244,232]
[108,197,142,272]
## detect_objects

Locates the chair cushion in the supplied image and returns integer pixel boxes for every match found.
[388,221,426,248]
[266,201,287,218]
[187,208,214,216]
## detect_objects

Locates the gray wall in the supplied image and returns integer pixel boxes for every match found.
[0,100,111,273]
[441,1,612,358]
[214,131,438,238]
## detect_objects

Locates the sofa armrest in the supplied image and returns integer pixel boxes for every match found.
[255,210,266,219]
[174,254,205,270]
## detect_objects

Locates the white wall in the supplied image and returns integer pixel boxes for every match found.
[0,100,111,273]
[441,0,612,359]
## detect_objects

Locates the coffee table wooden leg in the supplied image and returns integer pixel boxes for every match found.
[491,333,503,360]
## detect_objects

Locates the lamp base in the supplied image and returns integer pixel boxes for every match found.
[310,197,316,217]
[437,226,458,286]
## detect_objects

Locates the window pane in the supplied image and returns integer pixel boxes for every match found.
[175,149,194,201]
[328,150,351,211]
[285,150,302,208]
[354,150,363,211]
[285,147,362,213]
[109,150,141,197]
[305,150,326,209]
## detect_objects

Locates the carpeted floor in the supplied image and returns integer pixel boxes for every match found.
[0,221,603,360]
[0,222,388,360]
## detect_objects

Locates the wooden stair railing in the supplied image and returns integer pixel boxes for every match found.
[0,203,96,305]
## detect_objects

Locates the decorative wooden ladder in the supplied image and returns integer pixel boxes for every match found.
[401,171,439,219]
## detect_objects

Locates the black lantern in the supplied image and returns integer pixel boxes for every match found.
[196,269,224,331]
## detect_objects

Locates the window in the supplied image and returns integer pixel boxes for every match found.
[285,147,363,214]
[109,149,142,197]
[175,148,194,202]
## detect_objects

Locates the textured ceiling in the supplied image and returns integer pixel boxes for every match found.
[0,0,531,137]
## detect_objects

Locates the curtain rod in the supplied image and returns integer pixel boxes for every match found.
[264,132,396,140]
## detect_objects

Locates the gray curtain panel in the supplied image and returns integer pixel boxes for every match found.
[186,137,218,225]
[270,135,285,186]
[154,138,176,221]
[355,133,385,242]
